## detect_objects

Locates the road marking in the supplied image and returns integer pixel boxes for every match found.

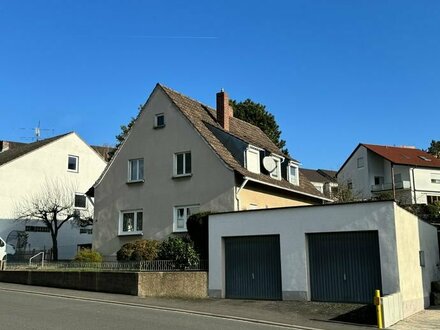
[0,286,325,330]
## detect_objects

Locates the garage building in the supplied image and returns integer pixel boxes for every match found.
[209,200,439,321]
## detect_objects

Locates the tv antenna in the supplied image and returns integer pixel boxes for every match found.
[19,121,54,141]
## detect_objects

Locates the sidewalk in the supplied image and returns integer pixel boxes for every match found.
[390,306,440,330]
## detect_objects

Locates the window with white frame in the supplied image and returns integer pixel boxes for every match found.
[74,193,87,209]
[68,155,79,172]
[270,157,281,180]
[357,157,364,168]
[128,158,144,182]
[119,210,143,235]
[174,205,199,232]
[245,146,261,174]
[154,113,165,128]
[174,151,191,176]
[288,163,299,185]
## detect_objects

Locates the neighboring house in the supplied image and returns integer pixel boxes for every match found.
[209,200,440,326]
[337,143,440,205]
[0,132,107,259]
[300,168,338,199]
[92,84,329,258]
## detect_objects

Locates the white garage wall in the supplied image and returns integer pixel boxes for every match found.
[209,201,401,300]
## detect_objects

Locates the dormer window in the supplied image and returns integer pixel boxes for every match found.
[288,163,299,185]
[245,146,262,174]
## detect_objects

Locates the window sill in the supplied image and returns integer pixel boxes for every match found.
[126,179,145,184]
[67,169,79,173]
[173,229,188,233]
[172,174,192,179]
[153,124,166,129]
[118,232,143,237]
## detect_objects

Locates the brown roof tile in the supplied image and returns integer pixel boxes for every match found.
[362,144,440,168]
[159,84,327,201]
[0,133,71,167]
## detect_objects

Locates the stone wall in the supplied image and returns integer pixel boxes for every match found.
[138,271,207,298]
[0,270,208,298]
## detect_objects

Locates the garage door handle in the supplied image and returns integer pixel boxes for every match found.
[344,273,346,281]
[252,273,255,280]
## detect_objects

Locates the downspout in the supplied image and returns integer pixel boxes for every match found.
[391,163,396,201]
[411,167,417,203]
[235,178,249,211]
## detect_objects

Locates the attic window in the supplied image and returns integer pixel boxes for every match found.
[288,163,299,185]
[418,156,432,162]
[68,155,79,172]
[245,146,261,174]
[154,114,165,128]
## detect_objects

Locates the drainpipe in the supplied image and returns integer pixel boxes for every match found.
[411,167,417,203]
[391,163,396,201]
[235,177,249,211]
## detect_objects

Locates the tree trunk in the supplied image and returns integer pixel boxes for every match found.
[51,234,58,261]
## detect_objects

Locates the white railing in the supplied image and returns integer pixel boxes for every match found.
[29,252,45,268]
[371,181,411,192]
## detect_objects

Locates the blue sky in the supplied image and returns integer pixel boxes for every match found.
[0,1,439,170]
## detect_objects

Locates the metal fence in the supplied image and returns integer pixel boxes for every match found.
[3,259,208,272]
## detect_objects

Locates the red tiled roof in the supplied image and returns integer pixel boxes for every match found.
[362,144,440,168]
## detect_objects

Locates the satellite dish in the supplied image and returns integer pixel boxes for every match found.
[262,156,277,172]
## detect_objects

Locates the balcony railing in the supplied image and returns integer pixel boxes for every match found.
[371,180,411,192]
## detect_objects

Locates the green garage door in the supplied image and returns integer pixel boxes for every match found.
[308,231,382,303]
[225,235,282,300]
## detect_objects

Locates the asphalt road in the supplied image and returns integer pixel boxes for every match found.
[0,287,313,330]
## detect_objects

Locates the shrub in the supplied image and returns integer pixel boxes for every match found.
[116,240,159,261]
[186,212,210,260]
[158,236,200,269]
[74,249,103,262]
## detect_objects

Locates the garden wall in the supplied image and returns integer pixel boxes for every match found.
[0,270,208,298]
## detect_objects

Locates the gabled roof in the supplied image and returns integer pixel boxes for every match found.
[338,143,440,174]
[0,133,71,167]
[159,84,327,201]
[362,144,440,168]
[301,168,337,184]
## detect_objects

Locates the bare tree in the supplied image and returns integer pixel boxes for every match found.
[15,179,93,261]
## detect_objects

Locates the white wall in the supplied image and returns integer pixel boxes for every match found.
[338,146,371,199]
[0,133,107,259]
[412,168,440,204]
[209,201,400,299]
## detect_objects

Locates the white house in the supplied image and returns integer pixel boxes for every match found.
[92,84,330,258]
[208,201,440,327]
[0,132,107,260]
[337,143,440,204]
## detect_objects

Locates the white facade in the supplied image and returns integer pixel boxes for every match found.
[338,145,440,204]
[0,133,107,259]
[209,201,439,322]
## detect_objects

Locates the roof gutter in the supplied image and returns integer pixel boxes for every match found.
[243,176,333,203]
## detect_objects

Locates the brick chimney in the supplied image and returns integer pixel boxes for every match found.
[216,89,233,131]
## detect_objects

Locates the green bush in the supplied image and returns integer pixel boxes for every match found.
[116,240,159,261]
[74,249,103,262]
[158,236,200,269]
